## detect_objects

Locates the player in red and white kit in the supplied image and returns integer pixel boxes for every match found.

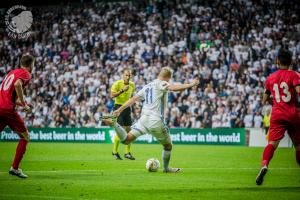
[256,49,300,185]
[0,54,34,178]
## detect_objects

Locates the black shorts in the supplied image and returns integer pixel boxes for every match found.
[265,127,269,135]
[113,104,132,126]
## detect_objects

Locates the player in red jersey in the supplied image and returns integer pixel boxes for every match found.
[0,54,34,178]
[256,49,300,185]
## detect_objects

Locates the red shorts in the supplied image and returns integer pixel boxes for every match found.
[0,108,27,133]
[269,109,300,145]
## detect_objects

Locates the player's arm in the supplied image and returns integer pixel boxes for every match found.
[110,83,129,98]
[113,96,140,116]
[262,78,272,105]
[262,89,271,105]
[167,79,199,92]
[14,79,26,105]
[14,79,31,112]
[110,89,125,98]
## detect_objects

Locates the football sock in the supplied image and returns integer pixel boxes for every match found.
[113,135,120,154]
[162,150,171,170]
[296,150,300,166]
[262,144,275,167]
[113,123,127,141]
[12,139,28,169]
[125,144,131,154]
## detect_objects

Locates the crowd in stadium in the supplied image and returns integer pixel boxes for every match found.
[0,0,299,128]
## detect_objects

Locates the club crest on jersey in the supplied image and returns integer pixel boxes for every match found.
[5,5,33,40]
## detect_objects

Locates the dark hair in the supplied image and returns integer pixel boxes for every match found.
[20,54,35,67]
[277,48,292,66]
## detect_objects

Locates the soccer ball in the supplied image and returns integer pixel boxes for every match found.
[146,158,160,172]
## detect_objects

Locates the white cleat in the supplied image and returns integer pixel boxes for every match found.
[9,167,28,178]
[163,167,182,173]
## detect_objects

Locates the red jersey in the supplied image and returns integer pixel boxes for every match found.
[0,68,31,110]
[265,69,300,117]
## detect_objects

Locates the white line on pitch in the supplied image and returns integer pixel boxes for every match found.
[0,194,104,200]
[0,167,298,174]
[0,194,72,200]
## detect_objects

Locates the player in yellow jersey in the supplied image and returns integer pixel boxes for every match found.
[263,108,271,140]
[110,69,135,160]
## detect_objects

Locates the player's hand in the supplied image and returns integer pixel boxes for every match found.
[23,103,33,113]
[191,79,200,87]
[112,110,121,117]
[123,85,129,92]
[18,101,33,113]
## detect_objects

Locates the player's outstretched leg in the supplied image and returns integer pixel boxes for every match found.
[9,133,29,179]
[102,116,127,141]
[101,115,137,145]
[162,144,181,173]
[256,141,278,185]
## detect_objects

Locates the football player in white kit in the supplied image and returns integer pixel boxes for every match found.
[103,67,199,173]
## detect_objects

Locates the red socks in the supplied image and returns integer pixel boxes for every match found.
[12,139,28,169]
[262,144,275,167]
[296,150,300,166]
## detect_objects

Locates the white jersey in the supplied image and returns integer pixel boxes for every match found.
[136,79,169,120]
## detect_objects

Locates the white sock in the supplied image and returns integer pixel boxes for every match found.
[113,123,127,141]
[162,150,171,170]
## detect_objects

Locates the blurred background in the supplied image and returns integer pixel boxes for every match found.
[0,0,299,130]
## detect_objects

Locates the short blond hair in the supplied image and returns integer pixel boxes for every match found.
[159,67,173,78]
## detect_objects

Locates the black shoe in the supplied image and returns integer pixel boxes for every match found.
[124,152,135,160]
[112,152,122,160]
[256,166,268,185]
[9,167,28,178]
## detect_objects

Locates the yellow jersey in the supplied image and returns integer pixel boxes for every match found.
[263,114,270,128]
[111,80,135,105]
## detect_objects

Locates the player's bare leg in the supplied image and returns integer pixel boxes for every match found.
[256,140,279,185]
[9,131,30,178]
[162,143,181,173]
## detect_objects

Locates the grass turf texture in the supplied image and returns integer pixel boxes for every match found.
[0,142,299,200]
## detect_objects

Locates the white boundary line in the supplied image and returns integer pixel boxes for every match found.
[0,167,299,174]
[0,194,104,200]
[0,194,73,200]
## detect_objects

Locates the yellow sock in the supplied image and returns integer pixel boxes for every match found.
[113,135,120,154]
[125,143,131,154]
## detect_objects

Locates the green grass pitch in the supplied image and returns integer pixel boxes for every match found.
[0,142,299,200]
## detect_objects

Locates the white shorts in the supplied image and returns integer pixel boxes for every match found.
[131,115,172,145]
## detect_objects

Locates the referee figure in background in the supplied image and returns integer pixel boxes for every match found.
[110,68,135,160]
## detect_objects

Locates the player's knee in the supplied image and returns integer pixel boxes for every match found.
[269,140,279,149]
[17,131,30,142]
[163,143,172,151]
[122,133,135,145]
[24,132,30,142]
